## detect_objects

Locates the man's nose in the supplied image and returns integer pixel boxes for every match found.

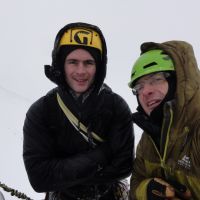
[141,83,154,95]
[76,62,86,73]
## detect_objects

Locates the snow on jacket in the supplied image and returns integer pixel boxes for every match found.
[130,41,200,200]
[23,84,134,196]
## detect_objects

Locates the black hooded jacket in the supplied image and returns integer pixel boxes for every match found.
[23,22,134,198]
[23,85,134,192]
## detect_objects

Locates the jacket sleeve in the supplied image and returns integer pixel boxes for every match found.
[23,97,109,192]
[129,135,152,200]
[90,94,134,184]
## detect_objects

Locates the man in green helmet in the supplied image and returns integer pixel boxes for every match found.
[128,41,200,199]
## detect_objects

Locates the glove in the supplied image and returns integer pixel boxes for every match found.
[167,179,191,199]
[147,178,175,199]
[147,178,192,200]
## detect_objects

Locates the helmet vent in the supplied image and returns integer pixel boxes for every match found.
[131,72,135,78]
[143,62,157,69]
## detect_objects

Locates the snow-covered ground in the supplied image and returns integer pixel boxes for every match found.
[1,0,200,199]
[0,86,44,200]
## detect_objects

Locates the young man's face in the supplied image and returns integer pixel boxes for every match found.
[64,48,96,96]
[136,72,169,115]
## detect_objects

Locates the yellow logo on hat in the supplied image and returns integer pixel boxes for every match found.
[59,28,102,53]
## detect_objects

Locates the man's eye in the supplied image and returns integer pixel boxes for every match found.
[135,84,143,91]
[155,77,165,82]
[138,85,144,91]
[66,60,77,64]
[86,60,95,65]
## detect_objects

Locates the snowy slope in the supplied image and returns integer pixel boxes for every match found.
[0,86,44,200]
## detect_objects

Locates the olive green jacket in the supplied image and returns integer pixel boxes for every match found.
[130,41,200,200]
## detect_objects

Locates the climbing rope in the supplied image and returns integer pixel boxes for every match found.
[0,181,33,200]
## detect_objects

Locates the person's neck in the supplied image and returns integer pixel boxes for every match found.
[69,87,94,103]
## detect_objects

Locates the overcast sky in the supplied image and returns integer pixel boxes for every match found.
[1,0,200,199]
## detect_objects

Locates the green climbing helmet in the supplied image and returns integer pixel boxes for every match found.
[128,49,175,88]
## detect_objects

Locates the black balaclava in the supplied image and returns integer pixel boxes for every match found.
[56,45,101,91]
[133,72,176,147]
[148,72,176,126]
[45,22,107,96]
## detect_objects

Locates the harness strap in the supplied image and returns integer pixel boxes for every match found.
[56,93,104,143]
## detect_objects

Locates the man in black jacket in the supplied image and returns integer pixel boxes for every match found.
[23,22,134,200]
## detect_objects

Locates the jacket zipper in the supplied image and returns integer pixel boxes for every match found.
[148,105,174,176]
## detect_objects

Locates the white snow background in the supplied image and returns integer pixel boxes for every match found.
[1,0,200,199]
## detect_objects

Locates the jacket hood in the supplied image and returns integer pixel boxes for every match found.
[45,22,107,93]
[140,41,200,125]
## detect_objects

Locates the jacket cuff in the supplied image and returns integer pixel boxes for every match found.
[135,178,152,200]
